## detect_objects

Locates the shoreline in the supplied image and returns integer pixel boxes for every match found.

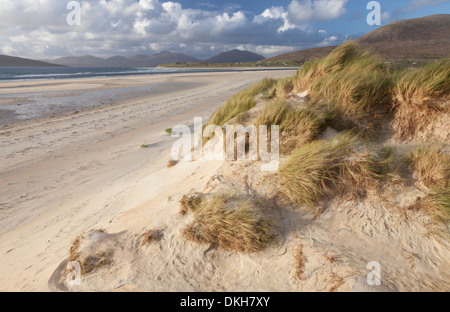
[0,66,298,84]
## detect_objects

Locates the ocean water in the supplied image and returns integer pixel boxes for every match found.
[0,66,289,124]
[0,66,235,81]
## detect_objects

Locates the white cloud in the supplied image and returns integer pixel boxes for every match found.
[0,0,347,59]
[317,35,339,47]
[288,0,348,24]
[254,6,295,32]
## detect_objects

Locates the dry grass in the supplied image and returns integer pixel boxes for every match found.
[409,186,450,223]
[279,133,399,208]
[256,99,324,154]
[279,139,331,208]
[69,234,84,262]
[274,77,294,99]
[406,147,449,222]
[81,252,113,274]
[182,193,275,253]
[333,145,400,198]
[406,147,449,188]
[294,244,305,280]
[208,78,276,127]
[179,194,204,216]
[67,231,114,275]
[392,59,450,140]
[141,228,165,246]
[293,41,360,92]
[167,159,179,168]
[292,41,392,137]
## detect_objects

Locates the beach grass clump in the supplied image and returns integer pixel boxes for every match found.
[179,194,204,215]
[182,193,275,253]
[410,186,450,223]
[427,186,450,222]
[405,147,449,222]
[406,147,450,188]
[333,145,399,198]
[208,78,276,127]
[256,99,324,153]
[392,59,450,140]
[426,186,450,222]
[67,231,114,275]
[274,77,294,99]
[279,132,399,207]
[81,252,114,274]
[293,41,363,93]
[279,138,334,208]
[165,128,173,135]
[292,41,392,136]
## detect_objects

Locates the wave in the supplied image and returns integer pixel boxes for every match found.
[0,67,228,81]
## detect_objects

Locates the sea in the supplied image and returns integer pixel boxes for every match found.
[0,66,232,81]
[0,66,292,81]
[0,66,290,124]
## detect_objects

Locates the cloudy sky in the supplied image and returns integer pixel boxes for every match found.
[0,0,449,60]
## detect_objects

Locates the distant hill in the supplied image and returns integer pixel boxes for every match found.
[266,46,336,63]
[356,14,450,60]
[144,51,200,66]
[0,54,63,67]
[52,52,199,67]
[269,14,450,62]
[206,49,265,64]
[52,55,107,67]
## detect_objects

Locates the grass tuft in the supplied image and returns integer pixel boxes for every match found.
[279,132,399,208]
[256,99,324,153]
[292,41,392,137]
[392,59,450,140]
[182,193,275,253]
[179,194,204,216]
[208,78,276,127]
[406,147,449,188]
[274,77,294,99]
[405,147,449,222]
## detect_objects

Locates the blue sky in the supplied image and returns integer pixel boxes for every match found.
[180,0,450,36]
[0,0,449,59]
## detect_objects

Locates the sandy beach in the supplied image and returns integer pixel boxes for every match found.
[1,67,448,292]
[0,69,297,291]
